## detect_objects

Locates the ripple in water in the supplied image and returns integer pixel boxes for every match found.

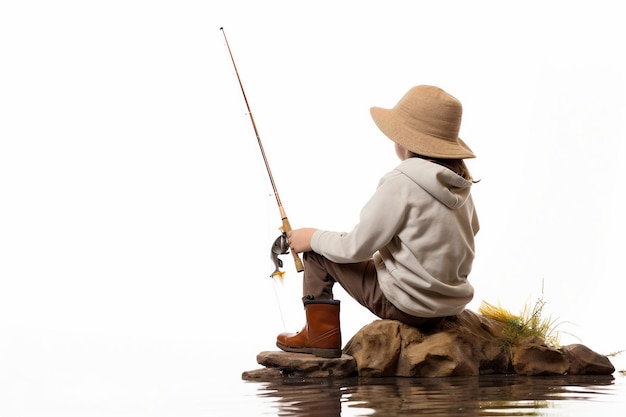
[247,374,624,416]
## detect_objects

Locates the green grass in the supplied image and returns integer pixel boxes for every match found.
[478,294,561,355]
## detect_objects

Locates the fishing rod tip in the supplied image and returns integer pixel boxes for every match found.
[219,26,224,30]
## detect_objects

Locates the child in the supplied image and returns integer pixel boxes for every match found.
[277,85,479,358]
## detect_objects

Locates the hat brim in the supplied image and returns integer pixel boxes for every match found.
[370,106,476,159]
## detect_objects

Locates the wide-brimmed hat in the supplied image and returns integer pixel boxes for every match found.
[370,85,475,159]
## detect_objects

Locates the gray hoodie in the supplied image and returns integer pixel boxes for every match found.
[311,157,478,317]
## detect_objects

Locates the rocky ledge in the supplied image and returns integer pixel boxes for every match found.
[242,310,615,379]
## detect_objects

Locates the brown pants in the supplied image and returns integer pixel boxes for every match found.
[302,251,443,329]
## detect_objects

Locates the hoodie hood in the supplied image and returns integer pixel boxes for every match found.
[395,157,472,209]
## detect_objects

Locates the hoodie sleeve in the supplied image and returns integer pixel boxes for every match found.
[311,170,407,263]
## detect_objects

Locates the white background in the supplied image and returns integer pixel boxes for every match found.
[1,1,625,415]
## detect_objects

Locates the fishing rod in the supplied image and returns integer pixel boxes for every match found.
[220,27,304,276]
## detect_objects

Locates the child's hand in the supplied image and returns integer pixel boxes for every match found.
[286,228,317,253]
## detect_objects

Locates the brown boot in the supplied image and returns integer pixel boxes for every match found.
[276,297,342,358]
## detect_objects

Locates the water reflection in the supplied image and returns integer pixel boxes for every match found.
[249,374,618,416]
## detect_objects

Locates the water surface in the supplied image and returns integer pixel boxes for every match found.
[245,373,625,416]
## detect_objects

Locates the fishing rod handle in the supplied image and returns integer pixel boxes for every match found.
[282,218,305,272]
[292,250,305,273]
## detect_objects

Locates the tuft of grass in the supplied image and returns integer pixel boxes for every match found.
[479,293,561,355]
[606,350,624,357]
[606,351,625,374]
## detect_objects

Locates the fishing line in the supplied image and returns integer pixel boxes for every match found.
[271,277,287,332]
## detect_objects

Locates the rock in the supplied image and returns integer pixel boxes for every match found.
[342,319,403,377]
[254,351,357,378]
[242,310,615,379]
[560,344,616,375]
[344,311,512,377]
[241,367,283,379]
[512,342,570,376]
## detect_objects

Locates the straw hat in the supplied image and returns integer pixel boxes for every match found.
[370,85,475,159]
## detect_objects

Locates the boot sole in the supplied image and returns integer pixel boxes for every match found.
[276,341,342,358]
